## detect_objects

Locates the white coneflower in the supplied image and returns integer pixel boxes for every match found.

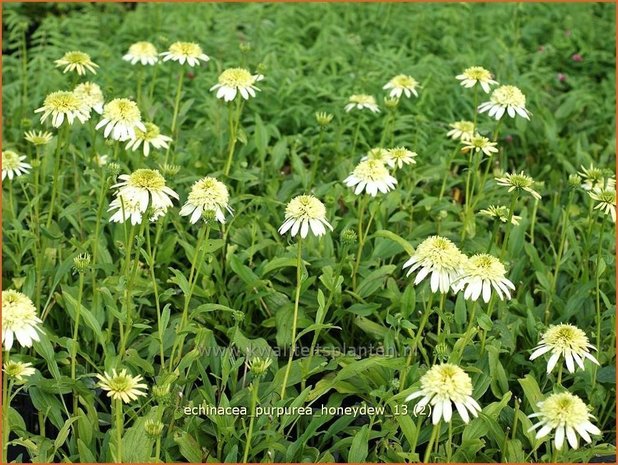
[530,324,599,374]
[3,361,35,382]
[34,91,91,127]
[278,195,332,238]
[123,41,159,65]
[210,68,264,102]
[315,112,334,126]
[361,147,389,162]
[402,236,465,294]
[108,194,145,225]
[456,66,498,93]
[578,164,607,191]
[124,122,172,157]
[180,176,232,224]
[479,205,521,225]
[96,98,146,141]
[344,160,397,196]
[383,74,420,99]
[2,290,42,350]
[495,171,542,200]
[452,254,515,303]
[73,81,105,114]
[160,42,210,66]
[24,130,53,146]
[385,146,417,169]
[96,369,148,404]
[112,169,178,213]
[528,392,601,450]
[2,150,31,180]
[461,134,499,157]
[447,121,475,142]
[478,85,530,120]
[405,363,481,424]
[344,94,380,113]
[589,186,616,223]
[54,51,99,75]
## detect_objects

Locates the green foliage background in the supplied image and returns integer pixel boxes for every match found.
[2,2,616,463]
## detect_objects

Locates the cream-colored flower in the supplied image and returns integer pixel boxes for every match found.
[447,121,475,142]
[479,205,521,225]
[210,68,264,102]
[528,392,601,450]
[530,324,599,373]
[96,369,147,403]
[34,91,91,127]
[315,112,334,126]
[578,164,608,191]
[461,134,498,157]
[112,169,178,213]
[589,186,616,223]
[278,195,332,238]
[2,150,31,180]
[452,254,515,303]
[125,122,172,157]
[383,74,419,99]
[405,363,481,424]
[73,82,105,114]
[478,85,530,120]
[108,194,146,225]
[2,290,43,350]
[180,177,232,224]
[96,98,146,141]
[402,236,465,294]
[3,360,35,382]
[385,146,417,169]
[344,160,396,196]
[54,51,99,75]
[361,147,389,162]
[495,171,542,200]
[344,94,380,113]
[123,41,158,65]
[24,130,53,146]
[160,42,209,67]
[456,66,498,93]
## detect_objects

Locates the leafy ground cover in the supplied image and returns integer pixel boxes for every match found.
[1,2,616,463]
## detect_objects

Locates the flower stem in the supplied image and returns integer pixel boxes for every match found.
[351,118,362,154]
[280,238,303,400]
[243,381,260,463]
[310,128,325,187]
[164,69,184,165]
[224,98,243,176]
[423,422,441,463]
[114,398,123,463]
[2,351,10,463]
[595,214,607,354]
[145,224,165,369]
[71,272,85,414]
[500,194,518,259]
[46,125,68,228]
[352,196,370,290]
[438,146,459,202]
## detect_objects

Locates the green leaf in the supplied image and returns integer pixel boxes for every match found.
[374,230,415,256]
[348,425,369,461]
[174,431,202,462]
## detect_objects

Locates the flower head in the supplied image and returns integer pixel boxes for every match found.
[34,91,91,127]
[160,42,209,67]
[578,164,608,191]
[315,112,334,126]
[385,146,417,169]
[530,324,599,373]
[2,290,42,350]
[479,205,521,225]
[210,68,263,102]
[278,194,332,238]
[402,236,465,293]
[528,392,600,450]
[344,160,397,196]
[180,177,232,224]
[54,51,99,75]
[112,169,178,214]
[344,94,380,113]
[478,85,530,120]
[495,171,541,200]
[452,254,515,303]
[456,66,498,93]
[96,369,148,403]
[125,122,172,157]
[144,419,165,438]
[3,360,35,383]
[361,147,389,162]
[123,41,158,65]
[73,82,105,114]
[248,357,273,376]
[461,134,498,157]
[383,74,419,99]
[2,150,31,180]
[589,186,616,223]
[108,194,146,225]
[447,121,475,142]
[24,130,53,146]
[96,98,146,141]
[405,363,481,424]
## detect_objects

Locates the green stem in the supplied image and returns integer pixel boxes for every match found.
[46,126,68,228]
[149,64,159,100]
[2,352,10,464]
[146,225,165,369]
[557,363,563,386]
[351,196,369,290]
[438,146,459,202]
[400,293,434,391]
[595,214,607,354]
[310,129,325,187]
[423,422,441,463]
[71,272,85,414]
[114,399,123,463]
[224,99,243,176]
[500,194,518,259]
[280,239,303,400]
[446,420,453,462]
[351,118,362,154]
[164,69,185,165]
[243,382,260,463]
